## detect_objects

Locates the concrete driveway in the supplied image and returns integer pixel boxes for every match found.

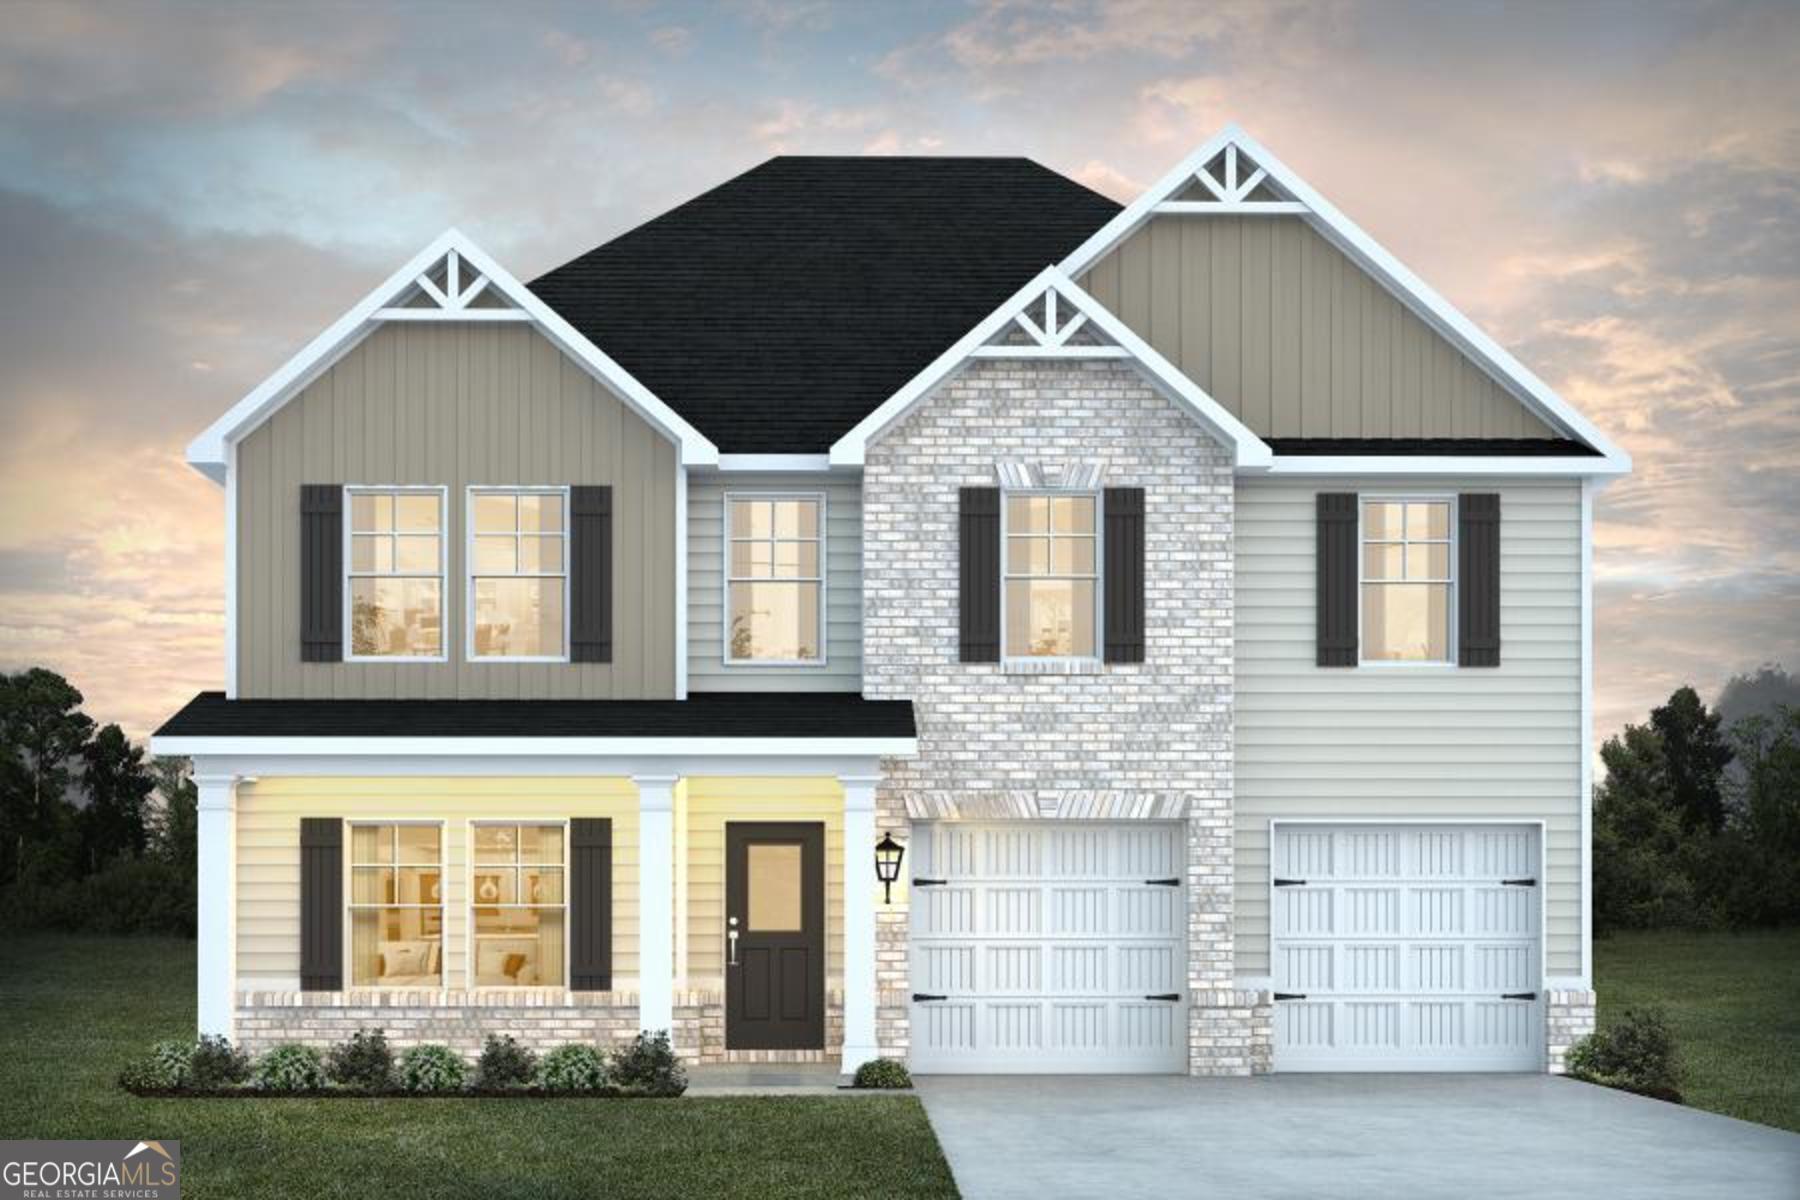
[916,1074,1800,1200]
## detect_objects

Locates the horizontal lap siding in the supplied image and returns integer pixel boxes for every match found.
[678,778,844,991]
[686,473,863,692]
[237,322,677,699]
[235,777,640,987]
[1078,216,1555,440]
[1233,477,1584,976]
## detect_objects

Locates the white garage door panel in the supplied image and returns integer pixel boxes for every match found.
[1273,824,1544,1072]
[910,822,1187,1074]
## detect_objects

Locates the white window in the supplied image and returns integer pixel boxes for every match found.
[348,822,444,988]
[347,488,446,660]
[470,822,567,988]
[1361,497,1455,663]
[725,494,824,664]
[469,488,568,661]
[1004,493,1099,659]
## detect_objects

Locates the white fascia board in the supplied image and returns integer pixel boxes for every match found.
[1262,455,1629,477]
[185,229,718,481]
[151,734,918,759]
[828,266,1272,470]
[710,454,840,473]
[1058,123,1631,475]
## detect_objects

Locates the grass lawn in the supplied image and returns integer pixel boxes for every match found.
[1594,928,1800,1133]
[0,934,957,1199]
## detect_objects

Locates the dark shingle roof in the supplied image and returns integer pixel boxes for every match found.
[1265,438,1600,457]
[529,157,1121,452]
[155,692,914,740]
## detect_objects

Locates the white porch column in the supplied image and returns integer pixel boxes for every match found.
[634,774,677,1037]
[194,773,239,1039]
[840,774,881,1074]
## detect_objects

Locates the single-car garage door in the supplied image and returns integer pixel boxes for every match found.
[1271,823,1544,1072]
[909,821,1187,1074]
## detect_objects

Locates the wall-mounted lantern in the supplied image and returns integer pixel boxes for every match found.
[874,832,905,904]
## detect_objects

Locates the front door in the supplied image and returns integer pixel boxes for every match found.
[725,821,825,1050]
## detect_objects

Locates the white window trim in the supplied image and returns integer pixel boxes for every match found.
[721,490,829,668]
[1356,493,1458,668]
[465,485,572,665]
[343,485,449,664]
[344,818,448,991]
[464,817,571,991]
[1000,488,1104,667]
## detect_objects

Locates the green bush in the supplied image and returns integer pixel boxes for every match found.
[397,1044,467,1094]
[0,856,195,937]
[534,1043,610,1094]
[251,1043,327,1093]
[851,1058,912,1089]
[326,1029,394,1091]
[150,1039,193,1088]
[1566,1007,1682,1102]
[609,1030,686,1096]
[473,1034,538,1090]
[118,1055,169,1093]
[187,1035,250,1088]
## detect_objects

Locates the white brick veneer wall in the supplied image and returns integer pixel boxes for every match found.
[861,357,1262,1075]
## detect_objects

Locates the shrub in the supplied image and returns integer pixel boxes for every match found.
[187,1035,250,1088]
[1566,1007,1682,1102]
[251,1043,327,1093]
[0,856,196,937]
[118,1055,170,1093]
[398,1044,467,1094]
[535,1043,611,1094]
[150,1039,194,1088]
[610,1030,687,1097]
[473,1034,538,1090]
[851,1058,912,1089]
[326,1029,394,1091]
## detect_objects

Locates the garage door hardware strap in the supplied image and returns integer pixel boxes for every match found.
[1144,993,1182,1001]
[1273,992,1307,1001]
[912,993,947,1002]
[1501,992,1538,1000]
[1144,877,1181,886]
[911,877,948,886]
[1273,878,1306,887]
[1501,877,1536,886]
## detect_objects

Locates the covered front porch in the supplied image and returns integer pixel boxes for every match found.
[151,692,916,1075]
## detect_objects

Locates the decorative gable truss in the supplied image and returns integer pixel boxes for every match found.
[1158,142,1306,216]
[374,245,531,322]
[830,267,1271,469]
[186,228,718,481]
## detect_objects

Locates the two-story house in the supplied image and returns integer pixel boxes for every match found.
[154,125,1629,1076]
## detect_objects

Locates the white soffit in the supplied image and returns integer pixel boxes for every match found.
[185,228,719,482]
[1057,123,1630,474]
[829,266,1272,470]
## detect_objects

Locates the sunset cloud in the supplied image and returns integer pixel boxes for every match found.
[0,0,1794,746]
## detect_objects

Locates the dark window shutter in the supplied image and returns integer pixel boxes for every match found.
[299,818,343,991]
[1458,493,1501,667]
[1316,492,1359,667]
[570,486,613,663]
[1103,487,1146,663]
[959,487,1001,662]
[300,485,343,662]
[570,818,613,990]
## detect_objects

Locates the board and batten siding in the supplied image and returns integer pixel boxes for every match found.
[685,472,863,692]
[1079,216,1555,441]
[1233,476,1584,977]
[236,322,678,699]
[233,777,641,989]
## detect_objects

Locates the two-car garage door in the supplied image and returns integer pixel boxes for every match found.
[1271,823,1544,1072]
[909,822,1188,1074]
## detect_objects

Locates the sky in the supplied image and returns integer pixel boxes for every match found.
[0,0,1795,746]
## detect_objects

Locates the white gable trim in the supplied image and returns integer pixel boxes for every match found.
[1058,124,1630,474]
[185,228,718,482]
[828,267,1272,470]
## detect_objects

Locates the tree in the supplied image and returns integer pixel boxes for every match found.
[0,668,94,885]
[148,756,198,881]
[1592,722,1713,932]
[79,724,154,871]
[1649,686,1734,834]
